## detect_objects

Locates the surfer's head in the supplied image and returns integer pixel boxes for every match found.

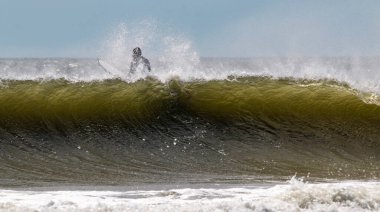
[133,47,142,58]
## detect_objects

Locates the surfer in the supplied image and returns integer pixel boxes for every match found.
[129,47,151,74]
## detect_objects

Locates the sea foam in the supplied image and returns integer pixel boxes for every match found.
[1,179,379,212]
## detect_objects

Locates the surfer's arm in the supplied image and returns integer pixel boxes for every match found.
[143,58,151,71]
[129,62,135,74]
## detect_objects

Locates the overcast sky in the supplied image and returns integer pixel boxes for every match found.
[1,0,379,57]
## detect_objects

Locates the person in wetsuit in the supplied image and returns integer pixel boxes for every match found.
[129,47,151,74]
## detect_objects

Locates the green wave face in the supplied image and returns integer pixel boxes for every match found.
[1,77,379,122]
[0,77,380,186]
[182,77,380,121]
[0,78,172,123]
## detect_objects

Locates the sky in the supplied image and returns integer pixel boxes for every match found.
[0,0,380,57]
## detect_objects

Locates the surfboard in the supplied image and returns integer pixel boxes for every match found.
[98,58,125,77]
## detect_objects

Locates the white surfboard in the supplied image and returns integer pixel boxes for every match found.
[98,59,125,77]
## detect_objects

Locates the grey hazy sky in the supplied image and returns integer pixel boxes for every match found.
[0,0,379,57]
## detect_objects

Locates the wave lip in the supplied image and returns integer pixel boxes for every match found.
[1,57,380,93]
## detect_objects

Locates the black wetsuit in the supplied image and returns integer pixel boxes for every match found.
[129,56,151,74]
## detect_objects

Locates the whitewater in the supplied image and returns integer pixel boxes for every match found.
[1,179,380,211]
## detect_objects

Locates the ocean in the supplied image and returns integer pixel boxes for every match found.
[0,57,379,211]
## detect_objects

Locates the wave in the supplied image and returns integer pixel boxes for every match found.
[0,77,378,123]
[0,76,380,187]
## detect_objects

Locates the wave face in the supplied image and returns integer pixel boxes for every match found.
[0,58,380,187]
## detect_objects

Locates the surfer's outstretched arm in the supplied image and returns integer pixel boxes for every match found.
[144,58,151,71]
[129,62,136,74]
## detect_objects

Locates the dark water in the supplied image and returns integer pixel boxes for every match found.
[0,75,379,187]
